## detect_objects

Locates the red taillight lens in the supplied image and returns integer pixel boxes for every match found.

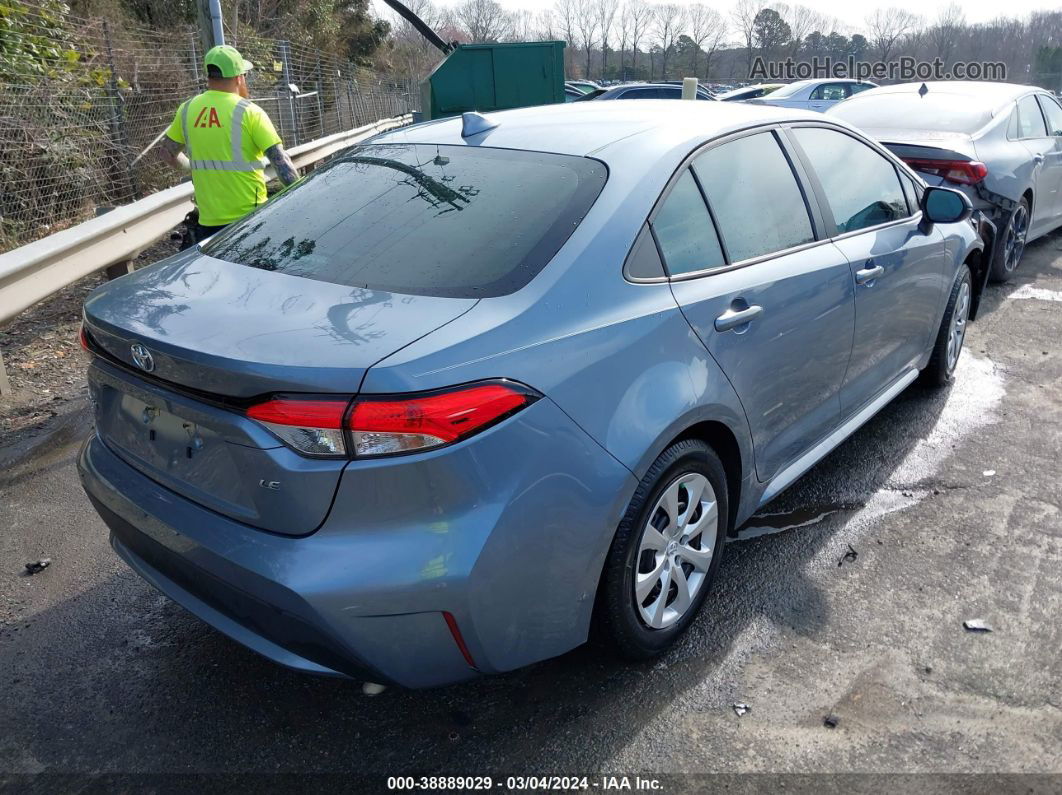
[79,325,93,360]
[246,397,351,457]
[348,383,535,457]
[245,382,537,459]
[903,158,988,186]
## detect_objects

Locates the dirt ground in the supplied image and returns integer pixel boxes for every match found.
[0,239,179,441]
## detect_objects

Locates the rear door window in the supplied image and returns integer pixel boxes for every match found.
[811,83,849,101]
[791,127,909,234]
[651,170,725,275]
[621,88,664,99]
[203,144,607,298]
[692,132,815,262]
[1017,95,1048,138]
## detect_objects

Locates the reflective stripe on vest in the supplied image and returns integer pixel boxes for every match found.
[180,98,265,172]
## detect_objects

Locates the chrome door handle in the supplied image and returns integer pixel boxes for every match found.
[715,305,763,332]
[855,265,885,285]
[1034,153,1045,164]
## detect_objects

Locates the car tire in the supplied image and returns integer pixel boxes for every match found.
[597,439,728,660]
[989,197,1030,283]
[921,264,972,387]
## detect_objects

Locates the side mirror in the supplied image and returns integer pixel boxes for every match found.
[921,186,972,225]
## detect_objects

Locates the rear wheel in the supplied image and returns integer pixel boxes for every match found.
[598,440,727,659]
[921,264,972,387]
[990,197,1030,283]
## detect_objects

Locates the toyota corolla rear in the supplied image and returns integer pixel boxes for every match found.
[78,140,636,687]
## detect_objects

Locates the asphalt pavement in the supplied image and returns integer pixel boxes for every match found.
[1,232,1061,789]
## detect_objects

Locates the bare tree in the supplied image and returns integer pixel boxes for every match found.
[653,3,686,80]
[929,3,965,66]
[617,2,631,77]
[534,9,556,39]
[686,4,726,80]
[574,0,600,78]
[554,0,578,74]
[782,4,829,56]
[456,0,514,42]
[701,9,728,80]
[597,0,619,80]
[510,9,535,41]
[866,7,921,61]
[731,0,759,76]
[626,1,653,77]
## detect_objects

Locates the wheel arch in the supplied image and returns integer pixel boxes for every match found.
[671,420,744,535]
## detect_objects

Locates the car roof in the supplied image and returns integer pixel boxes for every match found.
[844,81,1045,116]
[866,81,1041,100]
[717,83,782,98]
[374,101,828,160]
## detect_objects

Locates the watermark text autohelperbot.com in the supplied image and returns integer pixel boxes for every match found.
[750,56,1007,82]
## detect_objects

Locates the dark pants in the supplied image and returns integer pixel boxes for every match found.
[193,222,229,243]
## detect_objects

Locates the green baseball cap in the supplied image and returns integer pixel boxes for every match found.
[204,45,253,78]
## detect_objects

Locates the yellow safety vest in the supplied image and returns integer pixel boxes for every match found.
[165,90,282,226]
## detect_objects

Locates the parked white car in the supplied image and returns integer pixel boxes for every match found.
[746,79,877,112]
[830,81,1062,281]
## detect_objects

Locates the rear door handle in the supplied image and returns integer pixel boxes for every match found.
[715,305,763,332]
[855,265,885,285]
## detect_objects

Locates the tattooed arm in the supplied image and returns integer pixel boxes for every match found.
[265,144,299,186]
[159,136,189,171]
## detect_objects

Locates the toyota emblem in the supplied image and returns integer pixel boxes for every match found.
[130,343,155,373]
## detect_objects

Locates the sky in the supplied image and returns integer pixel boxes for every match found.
[373,0,1055,35]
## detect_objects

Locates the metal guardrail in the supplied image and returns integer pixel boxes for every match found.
[0,113,412,394]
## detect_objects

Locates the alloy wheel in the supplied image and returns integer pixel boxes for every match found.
[1003,204,1028,273]
[634,472,718,630]
[946,279,971,373]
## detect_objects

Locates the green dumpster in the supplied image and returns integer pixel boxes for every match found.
[421,41,566,121]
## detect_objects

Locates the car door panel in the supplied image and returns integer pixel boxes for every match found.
[1035,95,1062,224]
[670,248,855,480]
[1016,94,1057,234]
[653,129,854,482]
[831,222,946,414]
[787,124,945,417]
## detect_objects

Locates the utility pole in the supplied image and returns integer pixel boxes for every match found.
[195,0,225,55]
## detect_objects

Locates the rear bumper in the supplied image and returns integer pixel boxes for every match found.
[78,397,636,688]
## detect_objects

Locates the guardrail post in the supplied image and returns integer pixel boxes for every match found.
[0,350,11,396]
[105,260,136,280]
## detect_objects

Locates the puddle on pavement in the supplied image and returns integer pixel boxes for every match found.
[733,502,864,542]
[730,353,1005,545]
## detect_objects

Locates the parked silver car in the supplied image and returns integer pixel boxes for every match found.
[718,83,784,102]
[746,79,877,112]
[830,81,1062,281]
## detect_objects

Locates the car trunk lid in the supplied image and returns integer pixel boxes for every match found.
[83,251,477,535]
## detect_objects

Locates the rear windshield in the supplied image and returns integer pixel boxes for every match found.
[766,82,809,98]
[203,143,608,298]
[833,93,994,133]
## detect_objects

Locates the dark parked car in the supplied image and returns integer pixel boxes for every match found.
[576,82,715,101]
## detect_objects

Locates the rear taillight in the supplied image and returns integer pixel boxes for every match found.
[246,397,349,457]
[79,325,93,360]
[903,157,988,186]
[245,381,537,459]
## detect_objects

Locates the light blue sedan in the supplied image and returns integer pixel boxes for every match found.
[746,78,877,111]
[79,101,981,687]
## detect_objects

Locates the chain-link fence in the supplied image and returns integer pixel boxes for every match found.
[0,0,418,254]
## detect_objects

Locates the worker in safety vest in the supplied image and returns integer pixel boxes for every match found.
[160,45,299,243]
